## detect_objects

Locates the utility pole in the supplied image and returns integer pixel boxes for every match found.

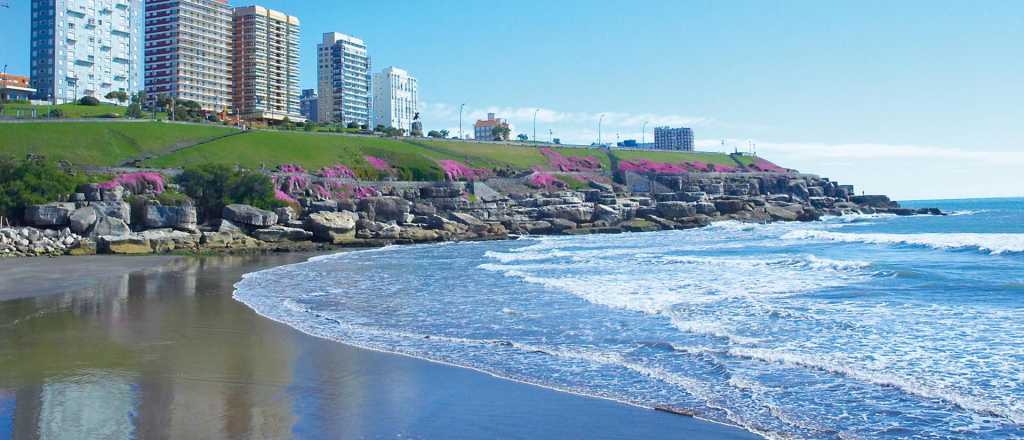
[458,103,465,140]
[533,108,539,144]
[641,120,648,145]
[549,128,553,143]
[598,114,605,146]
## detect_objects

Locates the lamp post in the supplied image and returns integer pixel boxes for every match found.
[533,108,539,144]
[641,121,648,145]
[458,103,465,140]
[598,114,605,146]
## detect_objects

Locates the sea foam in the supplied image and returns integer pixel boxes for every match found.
[784,230,1024,255]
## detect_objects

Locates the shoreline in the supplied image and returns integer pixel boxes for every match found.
[0,250,759,439]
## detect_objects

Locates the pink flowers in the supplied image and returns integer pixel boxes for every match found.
[279,164,307,174]
[749,158,789,173]
[274,189,298,204]
[439,160,490,181]
[528,170,564,189]
[618,159,689,174]
[364,156,393,173]
[320,164,357,179]
[99,172,165,194]
[540,148,603,172]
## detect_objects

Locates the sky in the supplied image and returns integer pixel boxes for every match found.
[1,0,1022,200]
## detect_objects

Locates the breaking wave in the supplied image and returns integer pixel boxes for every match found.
[783,230,1024,255]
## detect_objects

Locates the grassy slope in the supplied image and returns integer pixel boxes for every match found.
[0,122,237,166]
[611,149,743,166]
[2,103,125,118]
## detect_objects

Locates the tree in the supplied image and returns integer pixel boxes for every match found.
[440,129,449,138]
[517,133,529,142]
[427,130,442,138]
[347,121,361,129]
[553,138,562,145]
[383,127,405,137]
[374,124,386,132]
[79,96,100,106]
[491,125,511,141]
[105,90,129,104]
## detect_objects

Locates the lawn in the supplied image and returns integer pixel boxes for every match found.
[2,102,125,119]
[0,122,238,166]
[611,149,744,167]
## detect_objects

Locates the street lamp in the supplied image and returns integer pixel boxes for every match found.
[641,121,648,145]
[458,103,465,140]
[598,114,605,146]
[533,108,539,144]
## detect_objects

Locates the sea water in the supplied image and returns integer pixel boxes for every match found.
[234,198,1024,439]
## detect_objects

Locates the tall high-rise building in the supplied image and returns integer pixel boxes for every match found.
[231,5,301,122]
[30,0,142,104]
[317,32,370,126]
[372,67,417,132]
[299,88,318,122]
[654,126,694,151]
[144,0,232,113]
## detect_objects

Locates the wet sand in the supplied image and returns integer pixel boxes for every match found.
[0,253,757,439]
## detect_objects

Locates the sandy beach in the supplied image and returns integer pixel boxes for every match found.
[0,253,756,439]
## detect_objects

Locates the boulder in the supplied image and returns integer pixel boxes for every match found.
[398,227,440,242]
[143,204,198,231]
[411,202,437,216]
[218,219,245,234]
[594,204,621,224]
[98,235,152,254]
[589,180,614,193]
[306,200,338,214]
[471,181,505,202]
[100,185,125,202]
[69,207,98,234]
[850,195,896,208]
[449,212,485,227]
[90,216,131,238]
[306,211,357,243]
[420,186,463,198]
[656,201,697,220]
[714,199,747,214]
[140,229,198,253]
[253,226,313,242]
[537,204,593,223]
[78,183,102,202]
[548,218,577,233]
[275,206,297,223]
[358,197,412,224]
[223,204,278,227]
[25,203,76,227]
[90,201,131,221]
[765,204,800,222]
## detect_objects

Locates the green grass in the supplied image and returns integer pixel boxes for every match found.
[0,122,238,166]
[611,149,742,166]
[2,102,126,118]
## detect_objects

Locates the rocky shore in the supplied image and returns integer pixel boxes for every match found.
[1,170,941,258]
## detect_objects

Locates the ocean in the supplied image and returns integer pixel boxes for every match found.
[234,197,1024,439]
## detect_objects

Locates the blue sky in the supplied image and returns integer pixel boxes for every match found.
[1,0,1021,199]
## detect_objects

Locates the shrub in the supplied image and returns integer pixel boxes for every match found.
[155,190,192,206]
[48,108,64,118]
[177,164,283,221]
[79,96,100,106]
[0,160,88,222]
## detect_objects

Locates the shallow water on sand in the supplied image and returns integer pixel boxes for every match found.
[236,198,1024,439]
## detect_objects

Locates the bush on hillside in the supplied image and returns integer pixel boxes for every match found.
[176,164,284,221]
[79,96,100,106]
[0,159,88,222]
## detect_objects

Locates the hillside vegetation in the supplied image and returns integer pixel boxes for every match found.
[0,121,768,178]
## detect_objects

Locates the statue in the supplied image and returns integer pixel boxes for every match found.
[410,112,423,137]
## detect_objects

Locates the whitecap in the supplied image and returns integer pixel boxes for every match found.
[783,230,1024,255]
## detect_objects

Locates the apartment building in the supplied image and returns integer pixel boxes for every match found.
[317,32,371,126]
[474,113,511,141]
[653,126,694,151]
[232,5,301,122]
[299,88,318,122]
[30,0,142,104]
[372,66,417,132]
[144,0,232,113]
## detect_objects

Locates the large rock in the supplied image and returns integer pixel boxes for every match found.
[143,204,198,231]
[358,197,412,224]
[537,204,593,223]
[850,195,896,208]
[656,201,696,220]
[69,207,98,234]
[253,226,313,242]
[471,181,504,202]
[90,201,131,221]
[90,216,131,238]
[98,235,152,254]
[25,203,76,227]
[140,229,199,253]
[449,212,485,227]
[714,199,747,214]
[275,206,297,223]
[594,204,621,224]
[223,204,278,227]
[100,185,125,202]
[765,204,800,222]
[306,211,357,243]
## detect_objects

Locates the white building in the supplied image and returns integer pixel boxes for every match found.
[31,0,143,104]
[317,32,371,126]
[372,67,418,132]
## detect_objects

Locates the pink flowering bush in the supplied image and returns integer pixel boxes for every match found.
[354,186,380,199]
[274,188,298,204]
[99,172,165,194]
[528,170,564,189]
[319,164,357,179]
[439,160,491,181]
[364,156,393,173]
[749,158,789,173]
[540,148,603,172]
[279,164,306,174]
[618,159,689,174]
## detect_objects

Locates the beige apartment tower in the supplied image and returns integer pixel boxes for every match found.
[232,5,302,122]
